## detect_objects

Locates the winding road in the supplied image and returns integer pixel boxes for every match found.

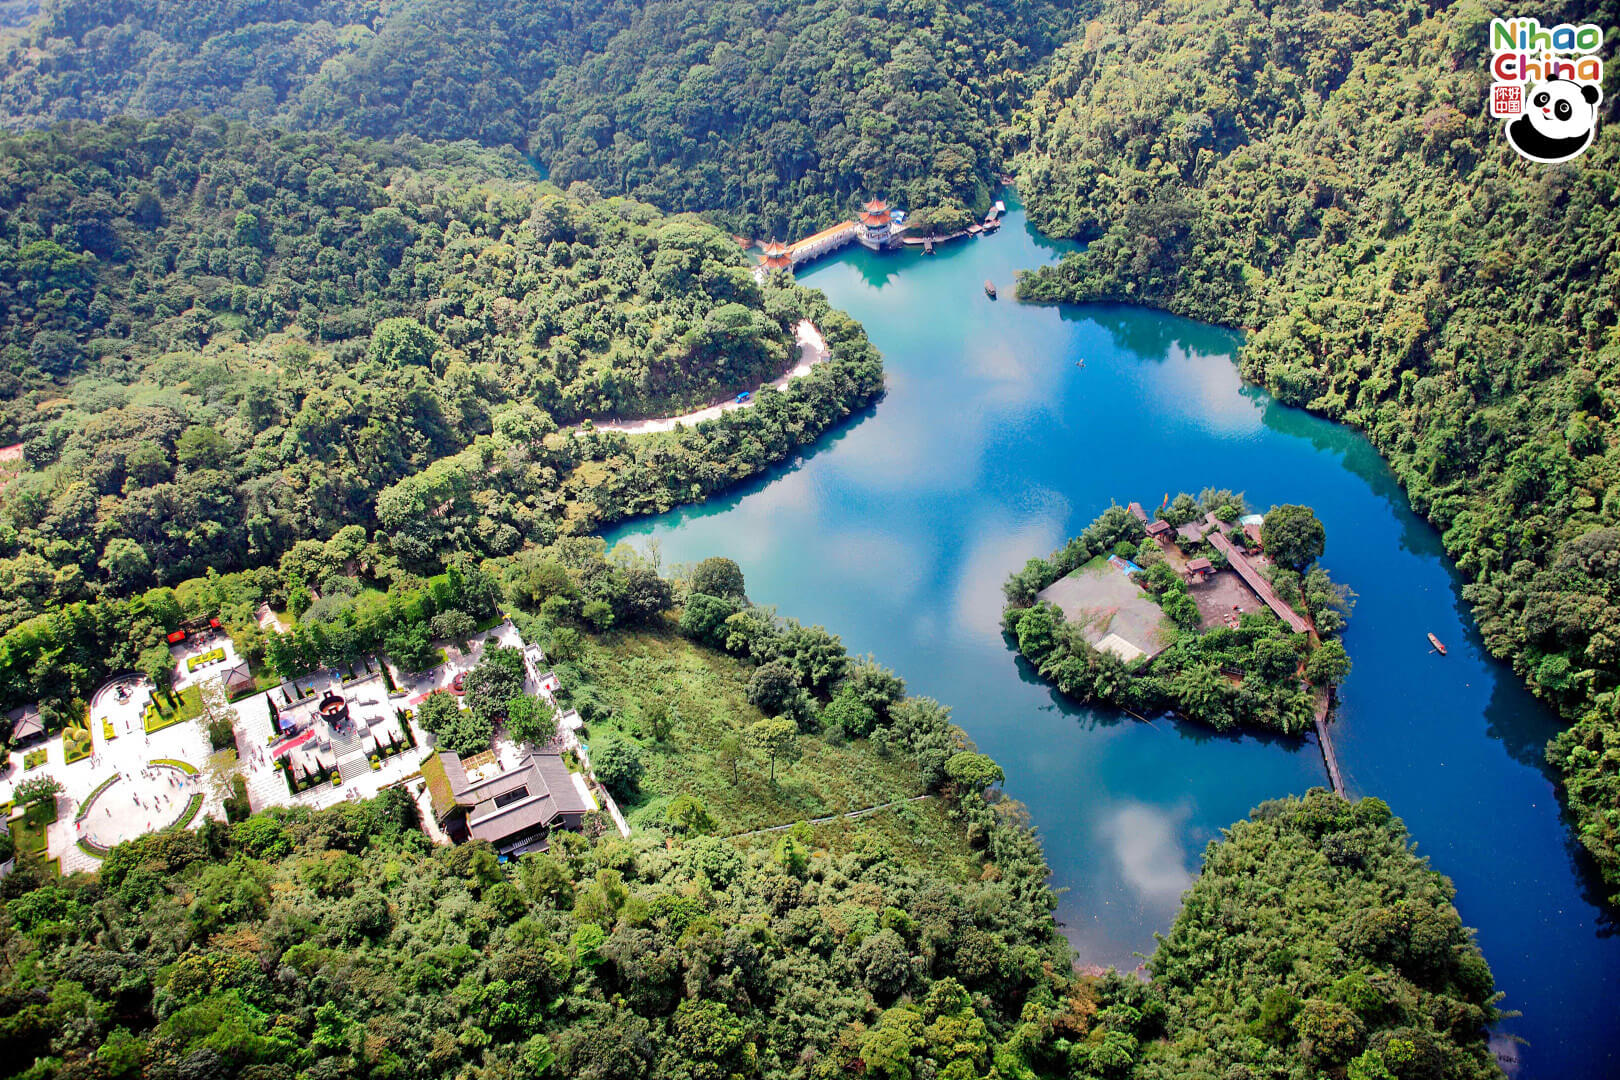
[588,319,830,435]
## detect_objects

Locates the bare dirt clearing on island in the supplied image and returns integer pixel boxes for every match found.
[1188,570,1265,631]
[1036,556,1172,661]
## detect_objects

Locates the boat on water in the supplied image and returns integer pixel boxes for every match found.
[1428,632,1447,655]
[984,279,997,298]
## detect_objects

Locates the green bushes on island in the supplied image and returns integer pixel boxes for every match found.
[1010,0,1620,896]
[1003,494,1352,734]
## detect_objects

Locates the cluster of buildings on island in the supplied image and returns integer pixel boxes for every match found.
[1037,502,1310,665]
[755,197,1004,278]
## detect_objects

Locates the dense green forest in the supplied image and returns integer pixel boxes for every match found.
[0,0,1080,236]
[0,116,883,630]
[1013,0,1620,897]
[1138,790,1502,1080]
[0,791,1505,1079]
[1003,494,1352,735]
[0,534,1501,1079]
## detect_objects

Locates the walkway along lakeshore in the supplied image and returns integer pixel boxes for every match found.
[584,320,831,435]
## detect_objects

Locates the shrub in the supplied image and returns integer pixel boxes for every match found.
[223,775,251,823]
[591,734,644,798]
[206,713,236,751]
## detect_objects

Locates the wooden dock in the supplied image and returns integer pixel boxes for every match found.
[902,228,972,247]
[1313,688,1345,796]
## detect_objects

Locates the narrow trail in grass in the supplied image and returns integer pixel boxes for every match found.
[724,794,934,839]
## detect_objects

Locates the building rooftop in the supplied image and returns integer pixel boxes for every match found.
[222,661,255,691]
[431,748,592,845]
[7,704,42,743]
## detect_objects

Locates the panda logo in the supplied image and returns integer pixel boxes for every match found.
[1505,79,1603,163]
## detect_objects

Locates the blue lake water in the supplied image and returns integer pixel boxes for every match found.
[603,196,1620,1077]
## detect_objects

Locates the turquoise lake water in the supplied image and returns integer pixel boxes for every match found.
[603,197,1620,1077]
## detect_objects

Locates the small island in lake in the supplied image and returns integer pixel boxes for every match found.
[1003,489,1353,735]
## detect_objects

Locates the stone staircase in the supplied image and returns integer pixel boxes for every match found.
[331,726,369,782]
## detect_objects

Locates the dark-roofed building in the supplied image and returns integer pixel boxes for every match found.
[1145,519,1172,538]
[1127,502,1149,523]
[1176,520,1206,545]
[221,661,256,698]
[422,749,593,854]
[6,704,43,745]
[1186,557,1214,583]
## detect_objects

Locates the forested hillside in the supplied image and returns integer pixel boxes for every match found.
[1138,790,1502,1079]
[1014,0,1620,899]
[0,116,883,628]
[0,533,1501,1079]
[0,780,1500,1077]
[0,0,1079,236]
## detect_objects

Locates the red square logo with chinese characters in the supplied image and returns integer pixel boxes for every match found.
[1492,84,1522,117]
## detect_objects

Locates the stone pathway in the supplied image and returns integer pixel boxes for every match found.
[1,672,223,874]
[586,320,830,435]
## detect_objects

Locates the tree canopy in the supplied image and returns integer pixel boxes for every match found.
[0,116,884,631]
[0,0,1084,236]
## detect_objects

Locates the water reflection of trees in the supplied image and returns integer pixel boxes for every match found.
[1058,301,1242,361]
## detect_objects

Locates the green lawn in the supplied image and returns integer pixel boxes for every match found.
[144,685,203,733]
[172,793,204,830]
[9,800,57,856]
[735,798,982,883]
[568,626,938,841]
[1069,552,1109,577]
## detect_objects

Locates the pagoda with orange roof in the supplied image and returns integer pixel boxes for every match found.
[856,197,898,250]
[759,239,792,271]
